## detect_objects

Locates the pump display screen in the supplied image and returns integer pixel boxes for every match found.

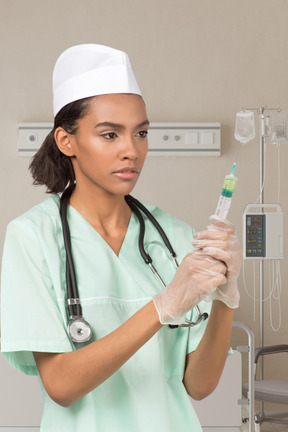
[245,215,265,258]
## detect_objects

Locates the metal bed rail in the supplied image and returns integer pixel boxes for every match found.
[232,321,255,432]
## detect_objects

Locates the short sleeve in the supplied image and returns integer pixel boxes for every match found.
[0,219,73,375]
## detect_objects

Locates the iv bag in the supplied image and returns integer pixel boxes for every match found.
[234,110,255,144]
[271,110,287,144]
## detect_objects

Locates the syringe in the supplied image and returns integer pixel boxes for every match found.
[214,163,238,220]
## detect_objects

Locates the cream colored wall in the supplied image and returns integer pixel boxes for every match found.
[1,0,288,402]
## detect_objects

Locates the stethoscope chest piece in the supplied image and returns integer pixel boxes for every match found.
[68,318,92,343]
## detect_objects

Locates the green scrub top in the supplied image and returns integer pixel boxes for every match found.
[1,195,211,432]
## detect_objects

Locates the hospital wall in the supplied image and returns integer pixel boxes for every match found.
[0,0,288,422]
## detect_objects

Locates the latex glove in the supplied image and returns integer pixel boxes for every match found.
[152,251,227,325]
[192,216,242,309]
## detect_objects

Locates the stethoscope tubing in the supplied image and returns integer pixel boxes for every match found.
[60,185,82,318]
[125,195,178,265]
[125,195,208,328]
[60,185,208,342]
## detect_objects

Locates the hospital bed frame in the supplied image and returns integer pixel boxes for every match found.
[233,322,255,432]
[243,344,288,427]
[193,321,255,432]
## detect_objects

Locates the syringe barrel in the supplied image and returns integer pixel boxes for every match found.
[222,174,237,195]
[214,173,237,220]
[215,195,232,219]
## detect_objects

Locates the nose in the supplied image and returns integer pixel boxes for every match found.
[119,135,139,160]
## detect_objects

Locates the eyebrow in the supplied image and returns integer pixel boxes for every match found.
[95,120,150,129]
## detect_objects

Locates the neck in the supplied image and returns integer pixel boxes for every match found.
[69,184,131,232]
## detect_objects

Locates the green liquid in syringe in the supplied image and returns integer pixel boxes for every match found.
[215,163,238,219]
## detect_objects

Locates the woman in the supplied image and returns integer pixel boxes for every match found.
[1,44,241,431]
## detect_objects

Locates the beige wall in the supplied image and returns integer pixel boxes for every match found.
[1,0,288,399]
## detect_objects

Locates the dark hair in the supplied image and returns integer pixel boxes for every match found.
[29,97,94,194]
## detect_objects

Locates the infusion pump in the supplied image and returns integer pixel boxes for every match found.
[243,204,283,260]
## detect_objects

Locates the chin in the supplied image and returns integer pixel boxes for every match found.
[115,182,137,196]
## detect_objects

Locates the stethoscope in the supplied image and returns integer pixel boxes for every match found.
[60,184,208,343]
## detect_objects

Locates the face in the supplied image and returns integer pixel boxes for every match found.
[64,94,149,197]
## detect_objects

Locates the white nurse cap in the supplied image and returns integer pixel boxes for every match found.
[53,44,142,117]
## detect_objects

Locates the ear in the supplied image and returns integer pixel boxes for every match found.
[54,127,75,157]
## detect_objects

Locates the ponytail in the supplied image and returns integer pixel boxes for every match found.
[29,130,75,194]
[29,96,94,194]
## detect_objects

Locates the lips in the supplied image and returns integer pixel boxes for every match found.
[113,167,140,180]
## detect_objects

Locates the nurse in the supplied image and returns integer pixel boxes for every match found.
[1,44,241,432]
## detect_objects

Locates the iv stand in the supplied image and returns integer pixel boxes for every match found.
[259,108,265,382]
[245,106,280,418]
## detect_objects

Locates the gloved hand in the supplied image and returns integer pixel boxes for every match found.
[192,216,242,309]
[152,251,227,325]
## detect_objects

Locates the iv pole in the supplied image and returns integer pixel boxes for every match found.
[259,107,265,382]
[244,106,279,349]
[245,106,280,418]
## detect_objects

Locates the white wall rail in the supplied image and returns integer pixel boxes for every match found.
[17,122,221,157]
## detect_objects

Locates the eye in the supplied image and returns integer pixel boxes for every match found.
[136,130,148,138]
[101,132,118,140]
